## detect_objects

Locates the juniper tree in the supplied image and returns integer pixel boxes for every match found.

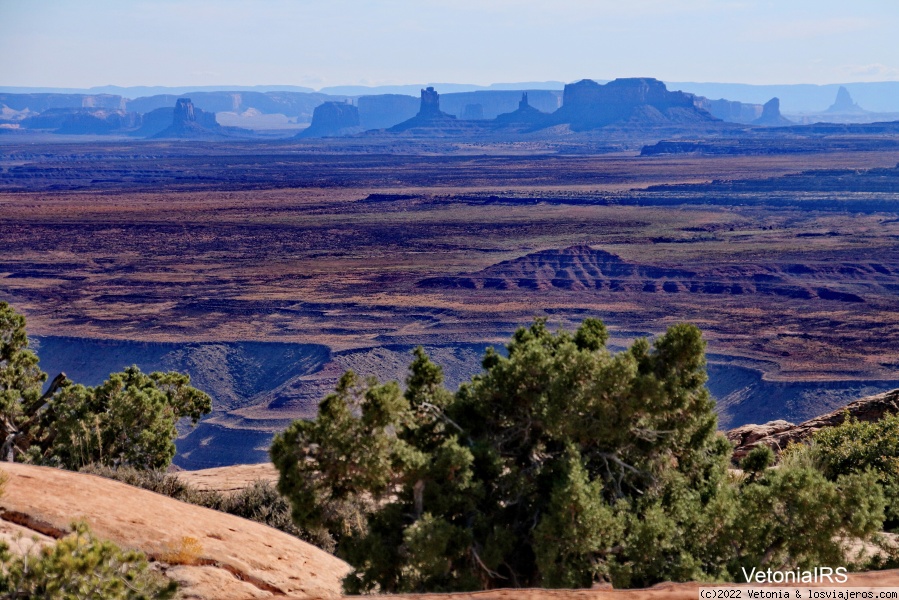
[273,319,731,590]
[273,318,887,591]
[0,301,211,469]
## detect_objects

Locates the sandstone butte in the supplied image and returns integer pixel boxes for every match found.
[5,460,899,600]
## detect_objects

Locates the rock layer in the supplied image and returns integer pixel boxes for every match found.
[417,245,882,304]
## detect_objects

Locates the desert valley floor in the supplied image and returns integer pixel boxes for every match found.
[2,139,899,467]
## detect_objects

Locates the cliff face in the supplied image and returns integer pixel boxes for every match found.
[357,94,419,129]
[551,78,716,130]
[418,86,444,118]
[298,101,362,138]
[126,91,338,123]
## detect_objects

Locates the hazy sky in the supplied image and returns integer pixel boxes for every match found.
[2,0,897,89]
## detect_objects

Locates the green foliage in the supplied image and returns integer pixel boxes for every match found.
[0,520,177,599]
[0,302,47,461]
[802,413,899,526]
[44,367,211,470]
[533,448,624,588]
[0,301,211,470]
[741,445,774,477]
[275,319,727,591]
[275,317,889,592]
[729,467,884,571]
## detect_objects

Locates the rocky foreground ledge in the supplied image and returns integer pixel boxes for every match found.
[727,388,899,460]
[0,462,349,600]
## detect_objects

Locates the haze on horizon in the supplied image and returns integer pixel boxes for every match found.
[1,0,897,90]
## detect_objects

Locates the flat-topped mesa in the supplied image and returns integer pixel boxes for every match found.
[551,77,716,130]
[299,100,361,138]
[752,97,793,126]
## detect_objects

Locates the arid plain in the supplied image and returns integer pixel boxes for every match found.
[2,140,899,465]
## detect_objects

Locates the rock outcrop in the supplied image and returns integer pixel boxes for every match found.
[388,87,469,133]
[419,86,443,118]
[6,460,899,600]
[151,98,229,139]
[0,462,350,600]
[751,97,793,126]
[493,92,549,128]
[727,388,899,460]
[298,100,362,138]
[549,78,717,130]
[827,86,866,114]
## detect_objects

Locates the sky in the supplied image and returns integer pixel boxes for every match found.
[1,0,898,89]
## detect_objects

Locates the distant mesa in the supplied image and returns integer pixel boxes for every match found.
[826,86,866,114]
[298,100,362,138]
[151,98,230,139]
[751,97,793,127]
[549,78,717,130]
